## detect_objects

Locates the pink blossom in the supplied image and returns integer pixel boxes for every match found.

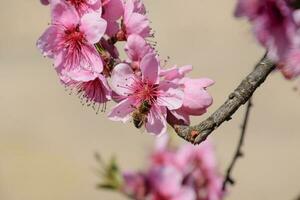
[234,0,300,80]
[235,0,296,61]
[121,135,224,200]
[37,2,107,81]
[172,141,224,200]
[122,0,151,38]
[108,53,184,135]
[160,66,214,126]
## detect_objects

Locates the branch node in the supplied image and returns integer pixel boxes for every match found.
[228,177,235,185]
[237,151,244,157]
[174,54,275,145]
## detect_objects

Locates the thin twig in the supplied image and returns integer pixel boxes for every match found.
[174,54,275,145]
[222,98,253,191]
[222,55,264,190]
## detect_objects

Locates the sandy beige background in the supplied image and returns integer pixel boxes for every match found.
[0,0,300,200]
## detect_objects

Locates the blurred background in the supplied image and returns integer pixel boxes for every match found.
[0,0,300,199]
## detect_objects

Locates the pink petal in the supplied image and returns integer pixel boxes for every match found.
[102,0,124,21]
[37,26,58,58]
[145,106,167,135]
[98,74,111,99]
[51,3,79,27]
[110,63,135,96]
[56,45,103,78]
[158,81,184,110]
[67,68,97,82]
[125,34,151,62]
[81,45,104,73]
[167,109,190,126]
[87,0,99,4]
[108,97,135,122]
[160,65,193,81]
[181,78,214,115]
[125,13,150,38]
[123,0,134,19]
[140,53,159,84]
[80,12,107,44]
[180,77,215,88]
[105,20,119,37]
[280,49,300,79]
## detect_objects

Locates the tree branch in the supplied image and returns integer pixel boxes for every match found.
[222,98,253,191]
[174,54,275,145]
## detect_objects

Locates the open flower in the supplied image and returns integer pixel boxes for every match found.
[108,53,184,135]
[37,2,107,81]
[121,135,224,200]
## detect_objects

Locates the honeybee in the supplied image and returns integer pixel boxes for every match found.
[132,100,152,129]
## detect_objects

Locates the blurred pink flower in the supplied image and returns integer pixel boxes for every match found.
[122,172,148,200]
[235,0,296,61]
[121,135,224,200]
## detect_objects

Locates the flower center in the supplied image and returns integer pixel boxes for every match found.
[66,0,86,9]
[134,81,158,103]
[64,25,85,51]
